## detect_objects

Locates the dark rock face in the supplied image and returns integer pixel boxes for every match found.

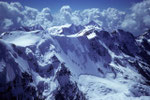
[0,72,43,100]
[0,40,44,100]
[89,37,112,63]
[54,63,86,100]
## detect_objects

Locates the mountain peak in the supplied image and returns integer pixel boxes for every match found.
[86,20,100,27]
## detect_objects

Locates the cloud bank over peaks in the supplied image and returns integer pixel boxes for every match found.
[0,2,126,34]
[53,6,125,32]
[57,1,150,35]
[1,0,150,35]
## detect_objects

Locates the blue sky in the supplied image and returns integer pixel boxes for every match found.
[0,0,143,13]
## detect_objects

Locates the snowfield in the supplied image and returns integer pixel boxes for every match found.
[78,75,150,100]
[1,30,41,47]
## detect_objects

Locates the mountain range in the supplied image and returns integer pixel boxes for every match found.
[0,22,150,100]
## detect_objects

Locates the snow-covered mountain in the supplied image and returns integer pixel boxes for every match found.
[0,23,150,100]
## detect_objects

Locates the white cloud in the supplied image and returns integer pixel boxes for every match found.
[35,7,53,28]
[59,5,72,24]
[121,0,150,35]
[121,16,137,31]
[0,2,23,33]
[0,1,53,33]
[143,15,150,26]
[60,5,72,14]
[100,8,125,31]
[2,19,13,30]
[10,2,24,11]
[41,7,53,21]
[81,8,101,24]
